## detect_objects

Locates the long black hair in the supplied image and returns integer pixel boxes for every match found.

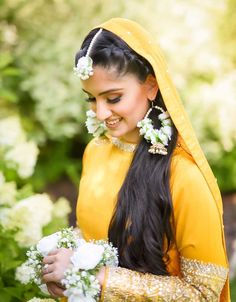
[76,28,178,275]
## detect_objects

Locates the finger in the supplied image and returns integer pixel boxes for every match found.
[43,255,56,264]
[42,263,54,275]
[42,271,61,283]
[46,282,65,298]
[47,249,60,256]
[56,281,66,289]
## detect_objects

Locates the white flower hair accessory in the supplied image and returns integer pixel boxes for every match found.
[85,110,107,137]
[74,28,103,80]
[137,105,173,155]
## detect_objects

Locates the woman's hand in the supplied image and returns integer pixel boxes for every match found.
[45,282,65,298]
[42,248,74,284]
[96,266,106,288]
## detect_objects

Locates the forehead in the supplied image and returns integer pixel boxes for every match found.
[81,66,140,95]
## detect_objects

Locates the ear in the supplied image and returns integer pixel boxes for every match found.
[145,74,159,100]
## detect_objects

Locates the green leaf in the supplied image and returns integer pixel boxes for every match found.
[0,291,11,302]
[0,53,13,69]
[3,260,23,272]
[2,67,21,77]
[0,89,18,103]
[3,286,22,299]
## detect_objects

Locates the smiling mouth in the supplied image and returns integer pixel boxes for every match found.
[105,118,122,128]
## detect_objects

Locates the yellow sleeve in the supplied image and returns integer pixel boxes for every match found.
[101,151,229,301]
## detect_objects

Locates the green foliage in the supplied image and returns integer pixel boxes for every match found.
[0,226,42,302]
[30,140,82,191]
[230,278,236,301]
[0,52,21,103]
[218,0,236,66]
[211,147,236,192]
[0,200,69,301]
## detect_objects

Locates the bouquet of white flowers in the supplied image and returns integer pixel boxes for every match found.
[62,240,118,302]
[16,227,78,294]
[18,227,118,302]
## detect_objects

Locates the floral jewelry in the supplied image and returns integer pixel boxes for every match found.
[137,104,172,155]
[61,240,118,302]
[85,110,107,137]
[74,28,103,80]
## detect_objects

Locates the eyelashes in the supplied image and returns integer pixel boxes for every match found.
[107,97,121,104]
[85,97,95,103]
[85,97,121,104]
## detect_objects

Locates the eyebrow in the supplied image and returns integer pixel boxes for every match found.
[82,88,123,96]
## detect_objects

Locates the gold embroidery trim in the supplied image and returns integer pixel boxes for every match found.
[110,137,137,153]
[102,257,228,301]
[94,136,137,153]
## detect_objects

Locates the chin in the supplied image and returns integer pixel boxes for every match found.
[107,129,125,138]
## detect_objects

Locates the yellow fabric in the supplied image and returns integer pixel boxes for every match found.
[75,18,230,301]
[76,137,134,240]
[77,137,229,301]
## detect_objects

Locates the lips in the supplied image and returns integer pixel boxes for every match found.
[105,118,122,128]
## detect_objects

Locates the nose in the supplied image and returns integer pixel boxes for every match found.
[95,101,112,121]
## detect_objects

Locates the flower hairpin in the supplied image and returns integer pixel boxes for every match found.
[74,28,103,80]
[74,56,94,80]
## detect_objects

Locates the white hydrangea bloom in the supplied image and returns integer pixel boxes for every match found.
[4,141,39,178]
[0,208,11,228]
[53,197,71,218]
[15,224,43,247]
[0,181,17,207]
[15,261,35,284]
[0,116,26,147]
[4,194,53,247]
[0,172,5,185]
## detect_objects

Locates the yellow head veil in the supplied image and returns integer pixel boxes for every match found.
[95,18,229,300]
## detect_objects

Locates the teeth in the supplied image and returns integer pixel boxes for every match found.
[106,119,121,125]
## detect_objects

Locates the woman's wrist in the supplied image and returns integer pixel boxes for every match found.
[96,266,106,288]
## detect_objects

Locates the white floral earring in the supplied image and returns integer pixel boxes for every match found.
[137,103,173,155]
[85,110,107,137]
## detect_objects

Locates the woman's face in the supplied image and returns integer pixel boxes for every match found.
[81,66,158,143]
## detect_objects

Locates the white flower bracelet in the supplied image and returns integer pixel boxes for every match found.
[61,240,118,302]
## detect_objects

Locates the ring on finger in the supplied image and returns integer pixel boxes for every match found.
[43,263,49,273]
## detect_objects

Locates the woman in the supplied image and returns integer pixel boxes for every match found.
[42,18,230,301]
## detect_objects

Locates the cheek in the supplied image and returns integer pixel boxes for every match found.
[121,102,149,126]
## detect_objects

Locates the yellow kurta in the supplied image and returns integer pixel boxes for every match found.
[76,136,229,301]
[59,16,230,302]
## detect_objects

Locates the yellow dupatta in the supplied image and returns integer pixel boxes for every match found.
[95,17,230,301]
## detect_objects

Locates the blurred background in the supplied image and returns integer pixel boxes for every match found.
[0,0,235,300]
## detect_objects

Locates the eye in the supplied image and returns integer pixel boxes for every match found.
[107,96,121,104]
[85,97,96,103]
